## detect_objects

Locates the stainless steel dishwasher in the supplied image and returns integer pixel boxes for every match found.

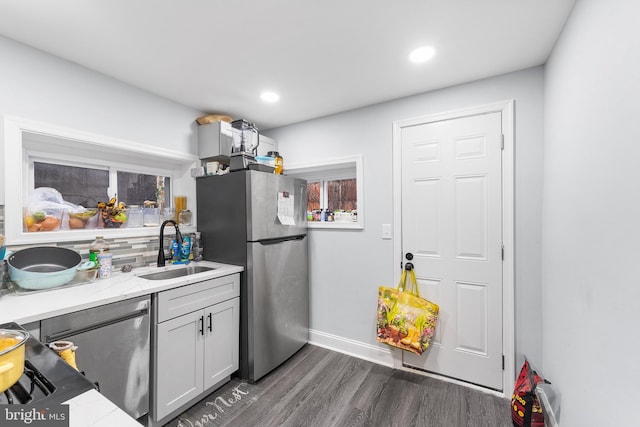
[41,295,150,419]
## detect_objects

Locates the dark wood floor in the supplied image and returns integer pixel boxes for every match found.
[168,344,513,427]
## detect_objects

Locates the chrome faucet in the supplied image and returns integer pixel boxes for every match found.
[157,219,183,267]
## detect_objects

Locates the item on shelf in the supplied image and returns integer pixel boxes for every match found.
[143,207,160,227]
[267,151,284,174]
[174,196,187,220]
[23,187,66,233]
[195,114,233,126]
[206,161,220,175]
[67,209,99,229]
[178,209,192,226]
[191,166,205,177]
[97,197,128,228]
[127,205,143,228]
[163,207,176,223]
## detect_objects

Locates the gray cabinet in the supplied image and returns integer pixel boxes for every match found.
[203,299,239,388]
[197,120,234,161]
[152,274,240,423]
[155,310,203,418]
[198,120,277,161]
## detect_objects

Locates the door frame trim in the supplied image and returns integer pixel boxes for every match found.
[391,99,515,395]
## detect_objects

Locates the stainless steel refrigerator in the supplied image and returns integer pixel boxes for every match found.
[196,170,309,381]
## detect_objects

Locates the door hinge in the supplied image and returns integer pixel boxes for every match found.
[502,354,505,370]
[501,244,504,261]
[500,134,505,150]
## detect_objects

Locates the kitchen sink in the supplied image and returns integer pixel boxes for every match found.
[138,265,216,280]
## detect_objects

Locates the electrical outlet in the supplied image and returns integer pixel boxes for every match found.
[382,224,392,240]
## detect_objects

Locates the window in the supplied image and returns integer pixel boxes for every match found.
[33,160,171,210]
[287,155,363,229]
[34,161,109,207]
[2,115,198,244]
[117,171,171,207]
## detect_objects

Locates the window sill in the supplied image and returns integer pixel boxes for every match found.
[9,225,197,245]
[307,221,363,230]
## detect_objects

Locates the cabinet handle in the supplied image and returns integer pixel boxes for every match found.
[207,312,212,332]
[199,316,204,336]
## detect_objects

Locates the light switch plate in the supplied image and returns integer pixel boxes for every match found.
[382,224,392,240]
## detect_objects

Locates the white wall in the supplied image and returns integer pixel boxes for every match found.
[268,67,545,372]
[543,1,640,425]
[0,35,202,223]
[0,31,549,394]
[0,35,201,154]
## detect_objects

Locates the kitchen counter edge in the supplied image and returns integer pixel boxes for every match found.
[0,261,244,325]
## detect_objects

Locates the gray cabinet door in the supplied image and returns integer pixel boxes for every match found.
[204,297,240,389]
[155,309,204,421]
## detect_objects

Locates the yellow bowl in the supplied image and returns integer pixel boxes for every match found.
[0,329,28,393]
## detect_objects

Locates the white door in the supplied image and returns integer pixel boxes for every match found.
[400,111,504,390]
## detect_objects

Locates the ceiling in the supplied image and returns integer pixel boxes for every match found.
[0,0,575,130]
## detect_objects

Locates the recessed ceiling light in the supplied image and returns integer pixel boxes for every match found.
[261,91,280,103]
[409,46,436,64]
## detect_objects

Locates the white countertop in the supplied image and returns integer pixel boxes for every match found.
[0,260,243,325]
[0,260,243,426]
[65,389,142,427]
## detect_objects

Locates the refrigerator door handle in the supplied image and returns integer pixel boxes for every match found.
[256,235,306,246]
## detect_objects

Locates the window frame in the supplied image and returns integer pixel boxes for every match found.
[2,115,198,245]
[286,155,364,230]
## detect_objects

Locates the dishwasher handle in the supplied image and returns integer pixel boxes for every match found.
[44,307,149,343]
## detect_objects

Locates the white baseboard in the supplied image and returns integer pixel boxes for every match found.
[308,329,397,367]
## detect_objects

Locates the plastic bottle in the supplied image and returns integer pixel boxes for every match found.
[191,232,203,261]
[171,240,180,263]
[268,151,284,175]
[180,236,191,262]
[89,236,109,266]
